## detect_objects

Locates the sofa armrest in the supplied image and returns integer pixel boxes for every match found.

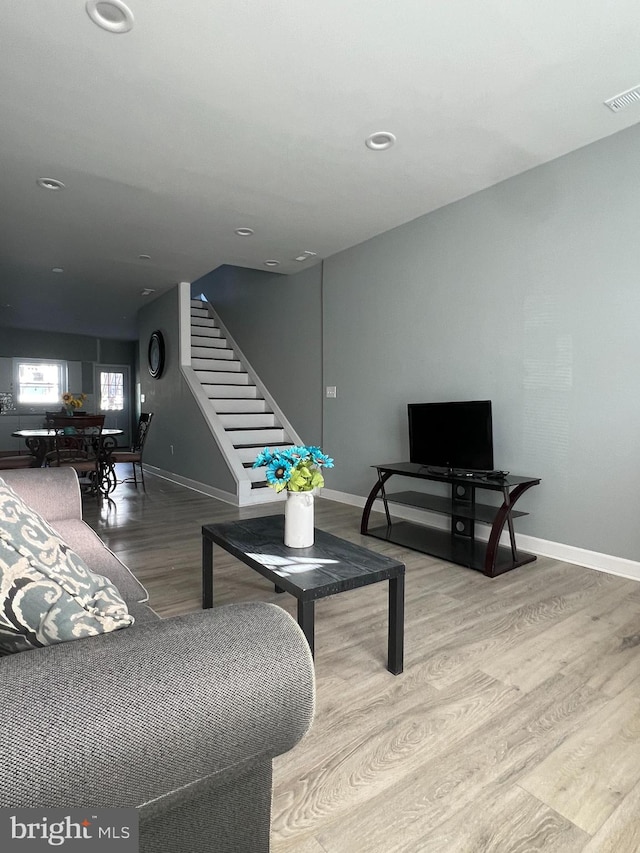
[0,467,82,523]
[0,603,315,808]
[1,467,148,604]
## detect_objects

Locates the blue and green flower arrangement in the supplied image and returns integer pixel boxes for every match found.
[253,445,334,493]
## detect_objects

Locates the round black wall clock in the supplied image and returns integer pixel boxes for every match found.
[148,330,165,378]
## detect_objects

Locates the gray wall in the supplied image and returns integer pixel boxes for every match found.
[0,327,136,451]
[195,264,323,447]
[138,287,236,492]
[323,121,640,561]
[0,326,135,364]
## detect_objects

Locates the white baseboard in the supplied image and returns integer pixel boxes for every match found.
[143,465,287,508]
[321,488,640,583]
[144,465,239,505]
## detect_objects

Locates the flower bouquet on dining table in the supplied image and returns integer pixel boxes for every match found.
[61,392,87,415]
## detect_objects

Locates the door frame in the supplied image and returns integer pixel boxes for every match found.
[93,364,132,448]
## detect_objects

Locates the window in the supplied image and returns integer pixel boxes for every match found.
[14,359,68,407]
[99,371,124,411]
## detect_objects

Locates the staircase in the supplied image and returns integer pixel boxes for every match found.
[187,298,300,502]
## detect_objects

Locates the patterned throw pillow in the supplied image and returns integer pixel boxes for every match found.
[0,476,134,655]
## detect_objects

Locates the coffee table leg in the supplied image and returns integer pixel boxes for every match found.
[297,599,315,658]
[388,573,405,675]
[202,538,213,609]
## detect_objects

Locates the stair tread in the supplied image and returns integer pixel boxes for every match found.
[226,426,282,431]
[233,441,293,448]
[243,461,280,468]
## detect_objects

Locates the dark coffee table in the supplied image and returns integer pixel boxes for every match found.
[202,514,405,674]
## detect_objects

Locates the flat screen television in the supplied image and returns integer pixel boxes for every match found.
[408,400,494,472]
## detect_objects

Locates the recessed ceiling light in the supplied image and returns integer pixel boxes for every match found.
[365,131,396,151]
[303,250,317,256]
[86,0,134,34]
[51,267,64,274]
[37,177,65,190]
[264,260,280,267]
[234,227,254,237]
[295,255,308,262]
[141,288,155,296]
[138,254,151,260]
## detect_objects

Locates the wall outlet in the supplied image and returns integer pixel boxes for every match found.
[326,386,337,398]
[170,444,174,455]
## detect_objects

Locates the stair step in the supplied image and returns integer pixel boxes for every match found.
[191,336,228,349]
[191,346,235,360]
[228,427,286,445]
[195,370,250,384]
[192,357,242,371]
[191,299,207,307]
[191,316,217,328]
[244,486,287,504]
[190,325,222,338]
[191,307,209,318]
[247,466,270,483]
[219,413,277,428]
[212,398,267,413]
[202,384,257,398]
[236,443,295,464]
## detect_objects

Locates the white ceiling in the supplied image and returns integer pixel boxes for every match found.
[1,0,640,339]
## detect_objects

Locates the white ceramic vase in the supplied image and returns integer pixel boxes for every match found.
[284,490,314,548]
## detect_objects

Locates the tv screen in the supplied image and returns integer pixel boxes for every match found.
[408,400,494,472]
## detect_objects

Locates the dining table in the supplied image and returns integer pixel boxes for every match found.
[12,428,123,465]
[11,428,124,496]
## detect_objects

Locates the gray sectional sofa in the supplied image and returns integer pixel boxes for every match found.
[0,467,315,852]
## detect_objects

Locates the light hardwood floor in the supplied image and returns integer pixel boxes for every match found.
[84,472,640,853]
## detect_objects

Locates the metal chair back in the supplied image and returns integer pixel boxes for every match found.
[132,412,154,453]
[109,413,153,491]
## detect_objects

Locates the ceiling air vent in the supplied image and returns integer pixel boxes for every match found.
[604,85,640,112]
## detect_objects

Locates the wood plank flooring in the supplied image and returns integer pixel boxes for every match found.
[83,471,640,852]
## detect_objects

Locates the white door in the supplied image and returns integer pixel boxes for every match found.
[94,364,131,447]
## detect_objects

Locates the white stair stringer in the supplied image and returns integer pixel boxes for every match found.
[180,288,304,506]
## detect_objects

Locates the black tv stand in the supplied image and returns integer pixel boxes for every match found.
[361,462,541,577]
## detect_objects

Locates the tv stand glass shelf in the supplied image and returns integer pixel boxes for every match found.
[361,462,541,578]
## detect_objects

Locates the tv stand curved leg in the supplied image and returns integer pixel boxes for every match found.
[484,481,539,577]
[361,471,393,534]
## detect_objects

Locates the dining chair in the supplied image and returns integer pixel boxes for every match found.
[45,415,106,494]
[111,412,153,491]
